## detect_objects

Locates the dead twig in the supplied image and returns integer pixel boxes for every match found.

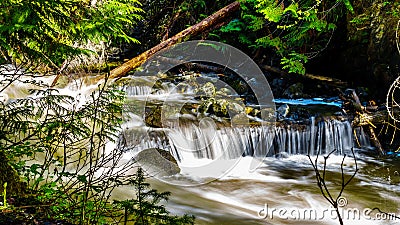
[307,147,358,225]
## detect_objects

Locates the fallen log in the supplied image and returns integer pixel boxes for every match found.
[262,65,347,87]
[93,1,240,82]
[353,111,388,127]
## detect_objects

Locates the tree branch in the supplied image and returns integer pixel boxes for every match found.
[92,1,240,82]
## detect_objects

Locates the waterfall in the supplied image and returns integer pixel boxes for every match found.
[119,82,195,96]
[115,77,370,163]
[122,86,154,96]
[353,126,371,148]
[120,118,366,163]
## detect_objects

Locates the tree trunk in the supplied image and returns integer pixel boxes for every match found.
[94,1,240,82]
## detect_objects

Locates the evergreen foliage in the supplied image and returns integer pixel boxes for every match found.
[0,0,143,69]
[0,1,196,223]
[114,168,195,225]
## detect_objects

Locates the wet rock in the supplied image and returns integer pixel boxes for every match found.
[232,113,249,125]
[260,108,276,121]
[134,148,180,177]
[198,97,245,118]
[276,104,290,120]
[245,106,260,117]
[213,99,229,116]
[145,104,162,128]
[289,108,311,121]
[271,78,286,95]
[283,83,304,99]
[228,102,245,114]
[231,79,248,94]
[196,82,216,98]
[197,98,216,114]
[218,87,233,96]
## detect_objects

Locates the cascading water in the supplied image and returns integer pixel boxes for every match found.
[121,118,365,163]
[273,118,354,156]
[120,114,367,161]
[353,126,371,148]
[118,77,371,165]
[2,70,397,225]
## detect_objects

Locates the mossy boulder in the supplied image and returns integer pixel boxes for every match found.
[145,104,162,128]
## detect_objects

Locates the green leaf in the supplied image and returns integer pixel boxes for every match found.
[281,52,308,74]
[283,3,298,17]
[255,36,282,48]
[341,0,354,13]
[220,19,243,32]
[327,23,337,30]
[77,175,87,183]
[258,6,283,22]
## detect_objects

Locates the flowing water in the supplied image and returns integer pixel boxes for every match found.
[2,69,400,225]
[114,76,400,225]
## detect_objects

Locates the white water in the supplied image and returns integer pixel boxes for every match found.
[2,72,399,225]
[148,153,400,225]
[115,77,400,225]
[121,118,363,161]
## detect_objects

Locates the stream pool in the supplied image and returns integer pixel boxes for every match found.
[139,154,400,225]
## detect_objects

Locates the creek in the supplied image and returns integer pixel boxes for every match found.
[113,74,400,225]
[2,67,399,225]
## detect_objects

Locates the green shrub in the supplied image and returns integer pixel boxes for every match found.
[218,0,353,74]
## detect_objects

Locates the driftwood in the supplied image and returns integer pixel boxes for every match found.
[262,65,347,87]
[340,89,384,155]
[91,1,240,82]
[367,124,384,154]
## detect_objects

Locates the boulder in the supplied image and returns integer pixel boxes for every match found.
[276,104,290,120]
[134,148,180,177]
[232,113,249,125]
[283,83,304,99]
[144,104,162,128]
